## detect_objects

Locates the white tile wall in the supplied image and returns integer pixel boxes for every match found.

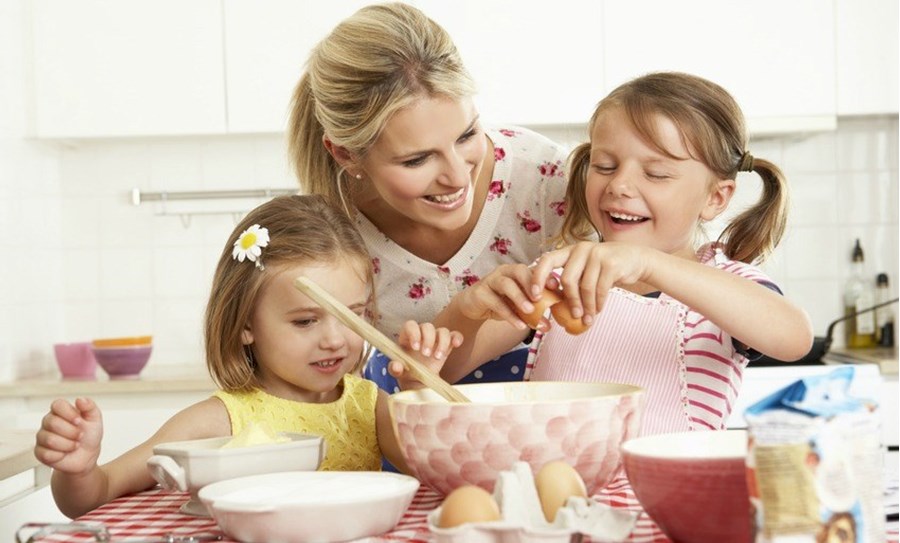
[0,0,896,379]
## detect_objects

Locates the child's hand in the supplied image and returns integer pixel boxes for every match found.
[453,263,547,330]
[388,321,463,390]
[34,397,104,475]
[531,241,653,322]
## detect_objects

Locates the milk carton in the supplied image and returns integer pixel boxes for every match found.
[744,366,884,542]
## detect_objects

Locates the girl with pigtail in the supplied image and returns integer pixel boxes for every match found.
[410,72,813,536]
[424,71,813,434]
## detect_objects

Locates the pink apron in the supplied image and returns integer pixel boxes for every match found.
[529,287,691,436]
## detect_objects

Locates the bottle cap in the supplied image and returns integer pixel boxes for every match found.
[877,273,889,286]
[852,239,864,262]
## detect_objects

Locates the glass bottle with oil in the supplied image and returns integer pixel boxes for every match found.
[843,239,876,348]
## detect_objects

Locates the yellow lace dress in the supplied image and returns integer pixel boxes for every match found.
[213,373,381,471]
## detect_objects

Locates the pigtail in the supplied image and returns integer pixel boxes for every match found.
[717,156,789,264]
[555,142,597,247]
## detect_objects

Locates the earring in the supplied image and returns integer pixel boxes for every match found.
[355,173,362,180]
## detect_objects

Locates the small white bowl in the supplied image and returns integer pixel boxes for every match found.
[199,471,420,542]
[147,433,324,516]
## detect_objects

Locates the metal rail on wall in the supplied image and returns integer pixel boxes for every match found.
[130,187,297,206]
[130,187,298,227]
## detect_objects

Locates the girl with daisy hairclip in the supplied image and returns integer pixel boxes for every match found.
[35,194,462,519]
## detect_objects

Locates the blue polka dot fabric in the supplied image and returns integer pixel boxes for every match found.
[363,346,528,393]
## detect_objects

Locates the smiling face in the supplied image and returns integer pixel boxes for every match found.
[585,106,734,259]
[241,259,369,403]
[354,95,488,233]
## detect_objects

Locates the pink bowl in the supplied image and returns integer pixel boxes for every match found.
[388,381,644,496]
[53,342,97,379]
[622,430,752,543]
[92,344,152,379]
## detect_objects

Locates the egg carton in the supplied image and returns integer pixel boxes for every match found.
[427,462,637,543]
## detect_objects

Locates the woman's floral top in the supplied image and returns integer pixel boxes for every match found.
[355,126,570,340]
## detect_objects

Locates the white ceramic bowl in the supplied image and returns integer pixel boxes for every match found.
[147,433,324,515]
[389,381,644,496]
[199,471,420,542]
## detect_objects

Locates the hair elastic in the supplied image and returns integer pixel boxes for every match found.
[739,152,754,172]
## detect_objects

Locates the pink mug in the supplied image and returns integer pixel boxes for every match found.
[53,342,98,379]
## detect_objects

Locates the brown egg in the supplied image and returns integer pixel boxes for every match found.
[550,300,588,335]
[438,485,501,528]
[535,460,587,522]
[515,288,562,329]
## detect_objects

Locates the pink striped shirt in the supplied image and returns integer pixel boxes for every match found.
[526,244,774,436]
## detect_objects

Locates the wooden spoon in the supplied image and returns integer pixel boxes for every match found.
[293,277,470,403]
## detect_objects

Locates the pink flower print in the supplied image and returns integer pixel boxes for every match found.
[550,200,567,217]
[490,236,512,255]
[372,257,381,275]
[408,278,432,300]
[487,180,507,201]
[494,147,506,162]
[517,211,542,233]
[499,129,518,137]
[539,160,563,177]
[437,265,450,275]
[456,270,480,287]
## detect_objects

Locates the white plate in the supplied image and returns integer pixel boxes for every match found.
[199,471,420,542]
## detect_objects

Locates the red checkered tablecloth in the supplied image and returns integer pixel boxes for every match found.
[29,486,676,543]
[25,486,898,543]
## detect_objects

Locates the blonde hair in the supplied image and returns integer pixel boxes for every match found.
[204,194,374,392]
[287,2,476,213]
[561,71,789,264]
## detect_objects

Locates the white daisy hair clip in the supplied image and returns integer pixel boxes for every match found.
[232,224,270,270]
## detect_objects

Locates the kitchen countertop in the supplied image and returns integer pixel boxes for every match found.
[0,430,48,495]
[0,365,216,399]
[824,346,898,375]
[0,431,41,478]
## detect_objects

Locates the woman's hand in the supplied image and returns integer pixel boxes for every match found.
[452,263,553,331]
[34,397,104,475]
[530,241,655,324]
[388,321,464,390]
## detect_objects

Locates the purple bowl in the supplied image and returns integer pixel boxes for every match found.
[92,345,152,379]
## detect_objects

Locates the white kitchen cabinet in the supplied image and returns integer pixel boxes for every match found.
[223,0,371,133]
[224,0,603,132]
[30,0,226,138]
[413,0,604,127]
[602,0,837,134]
[835,0,899,115]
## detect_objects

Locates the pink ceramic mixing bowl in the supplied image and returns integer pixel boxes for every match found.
[388,381,644,496]
[622,430,752,543]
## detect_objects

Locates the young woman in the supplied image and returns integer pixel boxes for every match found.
[288,2,570,391]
